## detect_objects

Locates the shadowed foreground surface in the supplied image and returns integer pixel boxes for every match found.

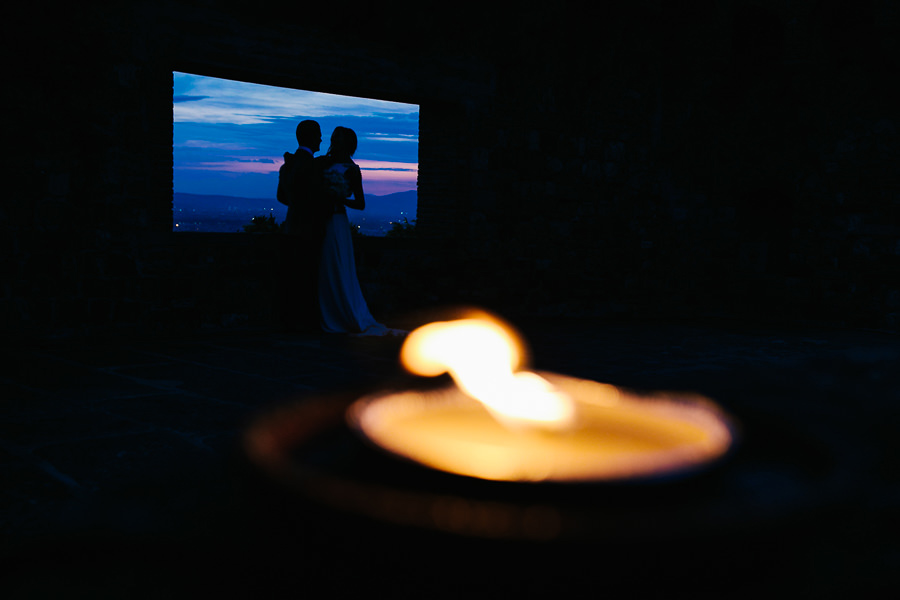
[2,317,898,597]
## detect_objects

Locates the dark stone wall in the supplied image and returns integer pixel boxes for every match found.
[4,0,899,335]
[437,0,900,327]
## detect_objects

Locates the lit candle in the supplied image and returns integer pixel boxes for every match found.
[348,311,735,483]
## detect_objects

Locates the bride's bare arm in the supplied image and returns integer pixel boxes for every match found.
[343,164,365,210]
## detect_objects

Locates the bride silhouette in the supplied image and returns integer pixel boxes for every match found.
[316,126,395,336]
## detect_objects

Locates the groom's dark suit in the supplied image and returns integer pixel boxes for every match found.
[280,148,331,332]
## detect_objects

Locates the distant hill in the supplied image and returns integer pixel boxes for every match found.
[364,189,417,220]
[173,190,416,235]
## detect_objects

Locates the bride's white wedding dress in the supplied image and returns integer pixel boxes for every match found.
[317,162,394,336]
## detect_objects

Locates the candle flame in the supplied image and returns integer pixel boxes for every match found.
[400,315,576,430]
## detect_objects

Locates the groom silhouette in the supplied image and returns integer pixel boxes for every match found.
[278,119,330,332]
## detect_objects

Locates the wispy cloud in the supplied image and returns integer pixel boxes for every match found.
[176,159,281,174]
[178,139,252,150]
[359,160,418,184]
[357,160,418,172]
[173,94,210,103]
[363,133,418,143]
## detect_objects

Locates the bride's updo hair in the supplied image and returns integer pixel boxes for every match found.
[327,126,358,159]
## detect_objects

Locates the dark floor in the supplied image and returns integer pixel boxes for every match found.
[2,316,899,597]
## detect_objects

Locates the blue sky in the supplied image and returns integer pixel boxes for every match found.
[173,71,419,198]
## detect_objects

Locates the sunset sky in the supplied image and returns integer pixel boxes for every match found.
[173,71,419,199]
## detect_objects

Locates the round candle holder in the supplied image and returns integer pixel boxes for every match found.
[241,311,876,600]
[242,373,861,544]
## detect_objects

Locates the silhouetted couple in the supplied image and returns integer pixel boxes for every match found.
[278,120,393,336]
